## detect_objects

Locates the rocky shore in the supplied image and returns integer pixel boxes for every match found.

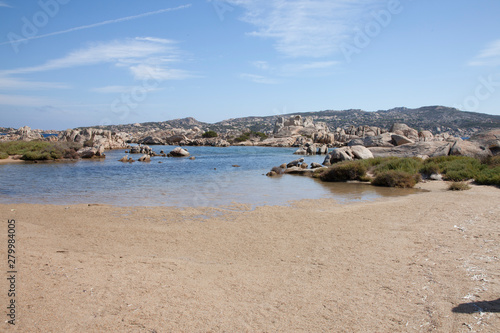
[1,109,499,162]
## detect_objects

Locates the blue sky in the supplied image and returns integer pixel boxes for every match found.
[0,0,499,130]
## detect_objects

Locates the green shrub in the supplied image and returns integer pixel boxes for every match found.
[373,157,423,175]
[0,151,8,159]
[234,132,251,142]
[475,167,500,186]
[371,170,421,188]
[22,151,51,160]
[202,130,218,138]
[320,161,367,182]
[423,156,484,181]
[0,140,82,161]
[448,182,471,191]
[420,161,440,176]
[253,131,268,141]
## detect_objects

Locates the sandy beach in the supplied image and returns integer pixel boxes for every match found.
[1,181,499,332]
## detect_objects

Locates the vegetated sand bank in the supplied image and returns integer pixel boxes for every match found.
[0,182,499,332]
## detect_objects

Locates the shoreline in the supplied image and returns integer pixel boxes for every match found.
[1,182,499,331]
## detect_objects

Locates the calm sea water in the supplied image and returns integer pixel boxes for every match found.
[0,146,419,207]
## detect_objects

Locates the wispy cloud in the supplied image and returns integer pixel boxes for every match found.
[240,73,279,84]
[0,5,191,46]
[1,37,195,93]
[0,1,12,8]
[130,64,197,81]
[469,39,500,66]
[2,38,181,75]
[252,61,271,70]
[228,0,385,58]
[247,60,338,80]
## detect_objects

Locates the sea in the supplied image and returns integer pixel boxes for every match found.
[0,146,419,207]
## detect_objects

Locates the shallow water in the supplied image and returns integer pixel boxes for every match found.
[0,146,420,207]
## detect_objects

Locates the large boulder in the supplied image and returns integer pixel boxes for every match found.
[77,146,105,158]
[369,142,452,158]
[168,147,190,157]
[138,136,165,145]
[470,129,500,155]
[166,135,188,144]
[59,128,129,149]
[449,140,491,159]
[327,147,354,164]
[350,145,374,160]
[391,134,414,146]
[286,158,304,168]
[138,154,151,162]
[363,133,394,147]
[390,123,419,141]
[418,130,434,142]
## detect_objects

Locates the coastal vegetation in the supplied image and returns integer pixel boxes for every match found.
[0,141,81,160]
[448,182,471,191]
[318,156,500,188]
[202,130,218,138]
[234,131,268,142]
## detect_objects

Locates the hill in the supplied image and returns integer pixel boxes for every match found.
[84,106,500,137]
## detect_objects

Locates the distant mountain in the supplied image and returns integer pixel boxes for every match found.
[86,106,500,136]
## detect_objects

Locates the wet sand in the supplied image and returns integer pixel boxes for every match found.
[1,182,499,332]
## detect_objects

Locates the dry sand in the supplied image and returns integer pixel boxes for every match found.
[1,182,499,332]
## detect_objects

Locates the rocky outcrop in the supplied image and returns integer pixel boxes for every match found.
[77,146,105,158]
[361,133,394,147]
[369,141,453,159]
[168,147,190,157]
[322,146,373,165]
[59,128,129,150]
[294,143,329,155]
[129,145,153,155]
[137,136,165,145]
[138,154,151,162]
[390,123,419,141]
[187,138,230,147]
[391,134,414,146]
[470,128,500,155]
[267,158,320,176]
[16,126,43,141]
[449,140,491,159]
[273,115,328,139]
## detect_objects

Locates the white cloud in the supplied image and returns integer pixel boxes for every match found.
[469,39,500,66]
[2,38,180,75]
[252,61,271,70]
[0,94,57,107]
[240,73,279,84]
[129,64,196,81]
[0,1,12,8]
[282,60,339,71]
[1,37,195,89]
[228,0,386,58]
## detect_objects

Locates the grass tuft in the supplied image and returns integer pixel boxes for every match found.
[448,182,471,191]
